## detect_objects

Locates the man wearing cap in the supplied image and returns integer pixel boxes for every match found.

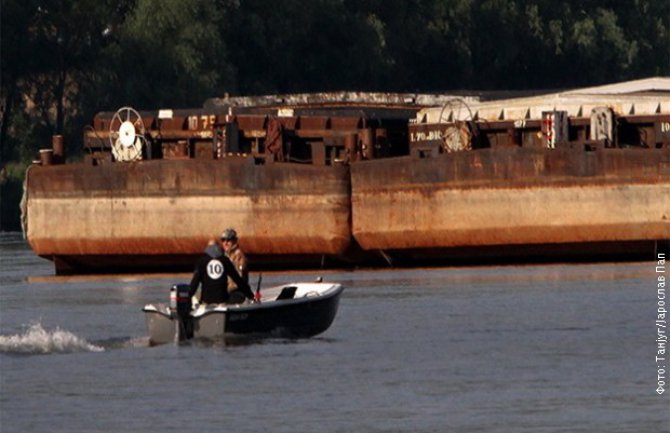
[220,228,249,297]
[189,239,253,304]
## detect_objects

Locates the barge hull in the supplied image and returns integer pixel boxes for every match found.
[352,148,669,254]
[22,82,670,274]
[25,159,352,273]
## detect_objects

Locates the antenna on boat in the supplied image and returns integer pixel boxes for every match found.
[255,273,263,302]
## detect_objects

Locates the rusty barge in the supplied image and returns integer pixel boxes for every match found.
[23,78,670,274]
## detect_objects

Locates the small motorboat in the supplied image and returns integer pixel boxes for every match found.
[142,281,344,345]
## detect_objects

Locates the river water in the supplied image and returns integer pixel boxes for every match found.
[0,232,667,432]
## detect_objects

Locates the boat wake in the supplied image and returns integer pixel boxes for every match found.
[0,323,104,355]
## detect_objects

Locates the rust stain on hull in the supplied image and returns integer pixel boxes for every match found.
[26,160,352,258]
[351,148,670,250]
[25,148,670,273]
[25,92,670,275]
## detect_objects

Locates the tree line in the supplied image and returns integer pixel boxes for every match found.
[0,0,669,228]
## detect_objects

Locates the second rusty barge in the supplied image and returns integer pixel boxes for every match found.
[23,78,670,273]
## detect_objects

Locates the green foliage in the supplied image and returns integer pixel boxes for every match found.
[221,0,392,93]
[1,0,128,165]
[97,0,231,108]
[1,0,668,170]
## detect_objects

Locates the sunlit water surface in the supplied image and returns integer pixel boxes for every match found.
[0,233,666,432]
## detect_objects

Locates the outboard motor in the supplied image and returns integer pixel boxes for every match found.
[170,284,193,340]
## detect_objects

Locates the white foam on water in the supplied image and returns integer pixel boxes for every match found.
[0,322,104,354]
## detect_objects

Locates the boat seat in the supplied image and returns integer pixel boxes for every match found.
[276,286,297,300]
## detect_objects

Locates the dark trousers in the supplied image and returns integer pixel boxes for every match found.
[228,290,247,304]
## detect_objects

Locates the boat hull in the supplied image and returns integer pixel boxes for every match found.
[197,290,341,339]
[143,305,183,345]
[143,283,343,345]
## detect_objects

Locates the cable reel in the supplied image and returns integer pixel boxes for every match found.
[443,123,472,153]
[438,98,474,153]
[109,106,146,162]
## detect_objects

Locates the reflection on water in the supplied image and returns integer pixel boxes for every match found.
[24,261,654,286]
[26,272,193,284]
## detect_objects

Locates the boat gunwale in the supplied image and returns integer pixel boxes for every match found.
[193,282,344,317]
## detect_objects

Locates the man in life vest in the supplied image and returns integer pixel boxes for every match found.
[189,239,254,304]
